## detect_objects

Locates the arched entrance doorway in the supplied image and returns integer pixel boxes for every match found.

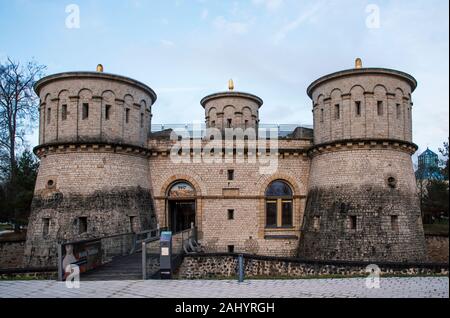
[167,181,196,233]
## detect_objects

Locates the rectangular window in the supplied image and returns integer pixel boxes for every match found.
[82,103,89,120]
[227,209,234,220]
[129,216,136,233]
[125,108,130,124]
[334,104,340,120]
[140,113,144,128]
[349,216,357,230]
[313,216,321,231]
[47,108,51,124]
[396,104,401,119]
[244,120,249,129]
[42,218,50,237]
[227,245,235,253]
[211,120,215,127]
[355,101,361,116]
[227,118,232,128]
[281,201,293,227]
[61,105,67,121]
[78,217,88,234]
[320,109,324,123]
[105,105,111,120]
[377,101,383,116]
[391,215,399,232]
[266,201,277,228]
[227,169,234,181]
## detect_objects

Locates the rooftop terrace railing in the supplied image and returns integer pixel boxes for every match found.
[151,123,313,138]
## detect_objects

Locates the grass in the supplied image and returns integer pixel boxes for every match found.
[0,224,13,231]
[424,223,449,236]
[0,230,26,242]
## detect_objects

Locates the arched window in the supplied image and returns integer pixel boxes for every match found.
[265,180,293,228]
[168,181,196,198]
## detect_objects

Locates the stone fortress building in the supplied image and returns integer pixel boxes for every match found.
[24,60,428,267]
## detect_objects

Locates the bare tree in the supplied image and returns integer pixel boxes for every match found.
[0,58,45,183]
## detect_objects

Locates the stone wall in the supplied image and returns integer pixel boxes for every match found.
[177,254,449,279]
[426,235,449,263]
[0,241,25,269]
[299,147,427,262]
[309,70,414,145]
[24,149,156,267]
[36,73,155,148]
[148,146,311,257]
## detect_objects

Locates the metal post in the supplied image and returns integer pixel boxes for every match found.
[238,254,244,283]
[57,244,63,281]
[142,241,147,280]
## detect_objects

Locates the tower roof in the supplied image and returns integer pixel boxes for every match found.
[307,67,417,98]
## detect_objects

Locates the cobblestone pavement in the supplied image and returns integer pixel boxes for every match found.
[0,277,448,298]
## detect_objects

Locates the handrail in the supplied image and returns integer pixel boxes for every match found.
[57,228,159,281]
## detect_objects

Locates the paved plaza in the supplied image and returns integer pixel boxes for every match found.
[0,277,448,298]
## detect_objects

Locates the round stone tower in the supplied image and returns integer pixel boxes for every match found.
[24,66,158,267]
[298,59,428,262]
[201,79,263,132]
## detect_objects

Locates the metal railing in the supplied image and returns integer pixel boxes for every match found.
[150,123,313,139]
[57,229,158,281]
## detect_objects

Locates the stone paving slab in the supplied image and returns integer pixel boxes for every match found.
[0,277,448,298]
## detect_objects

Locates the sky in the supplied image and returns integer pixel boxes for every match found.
[0,0,448,161]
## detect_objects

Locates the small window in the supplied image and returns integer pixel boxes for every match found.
[47,179,55,188]
[396,104,401,119]
[140,113,144,128]
[227,245,235,253]
[211,120,215,127]
[43,218,50,237]
[355,101,361,116]
[313,216,321,231]
[125,108,130,124]
[130,216,136,233]
[334,104,340,120]
[244,120,249,129]
[227,169,234,181]
[377,101,383,116]
[78,217,88,234]
[61,105,67,121]
[82,103,89,120]
[391,215,399,232]
[349,216,357,230]
[227,118,232,128]
[47,108,51,124]
[387,177,397,189]
[105,105,111,120]
[320,109,324,123]
[228,209,234,220]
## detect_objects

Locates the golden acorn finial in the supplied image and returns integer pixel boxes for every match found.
[228,79,234,91]
[355,58,362,69]
[96,64,104,72]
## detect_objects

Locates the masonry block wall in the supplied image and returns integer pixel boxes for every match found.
[299,67,428,262]
[24,63,430,267]
[24,71,157,267]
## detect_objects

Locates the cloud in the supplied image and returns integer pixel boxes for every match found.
[213,16,250,35]
[252,0,284,11]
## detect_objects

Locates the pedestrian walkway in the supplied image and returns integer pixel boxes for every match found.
[0,277,448,298]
